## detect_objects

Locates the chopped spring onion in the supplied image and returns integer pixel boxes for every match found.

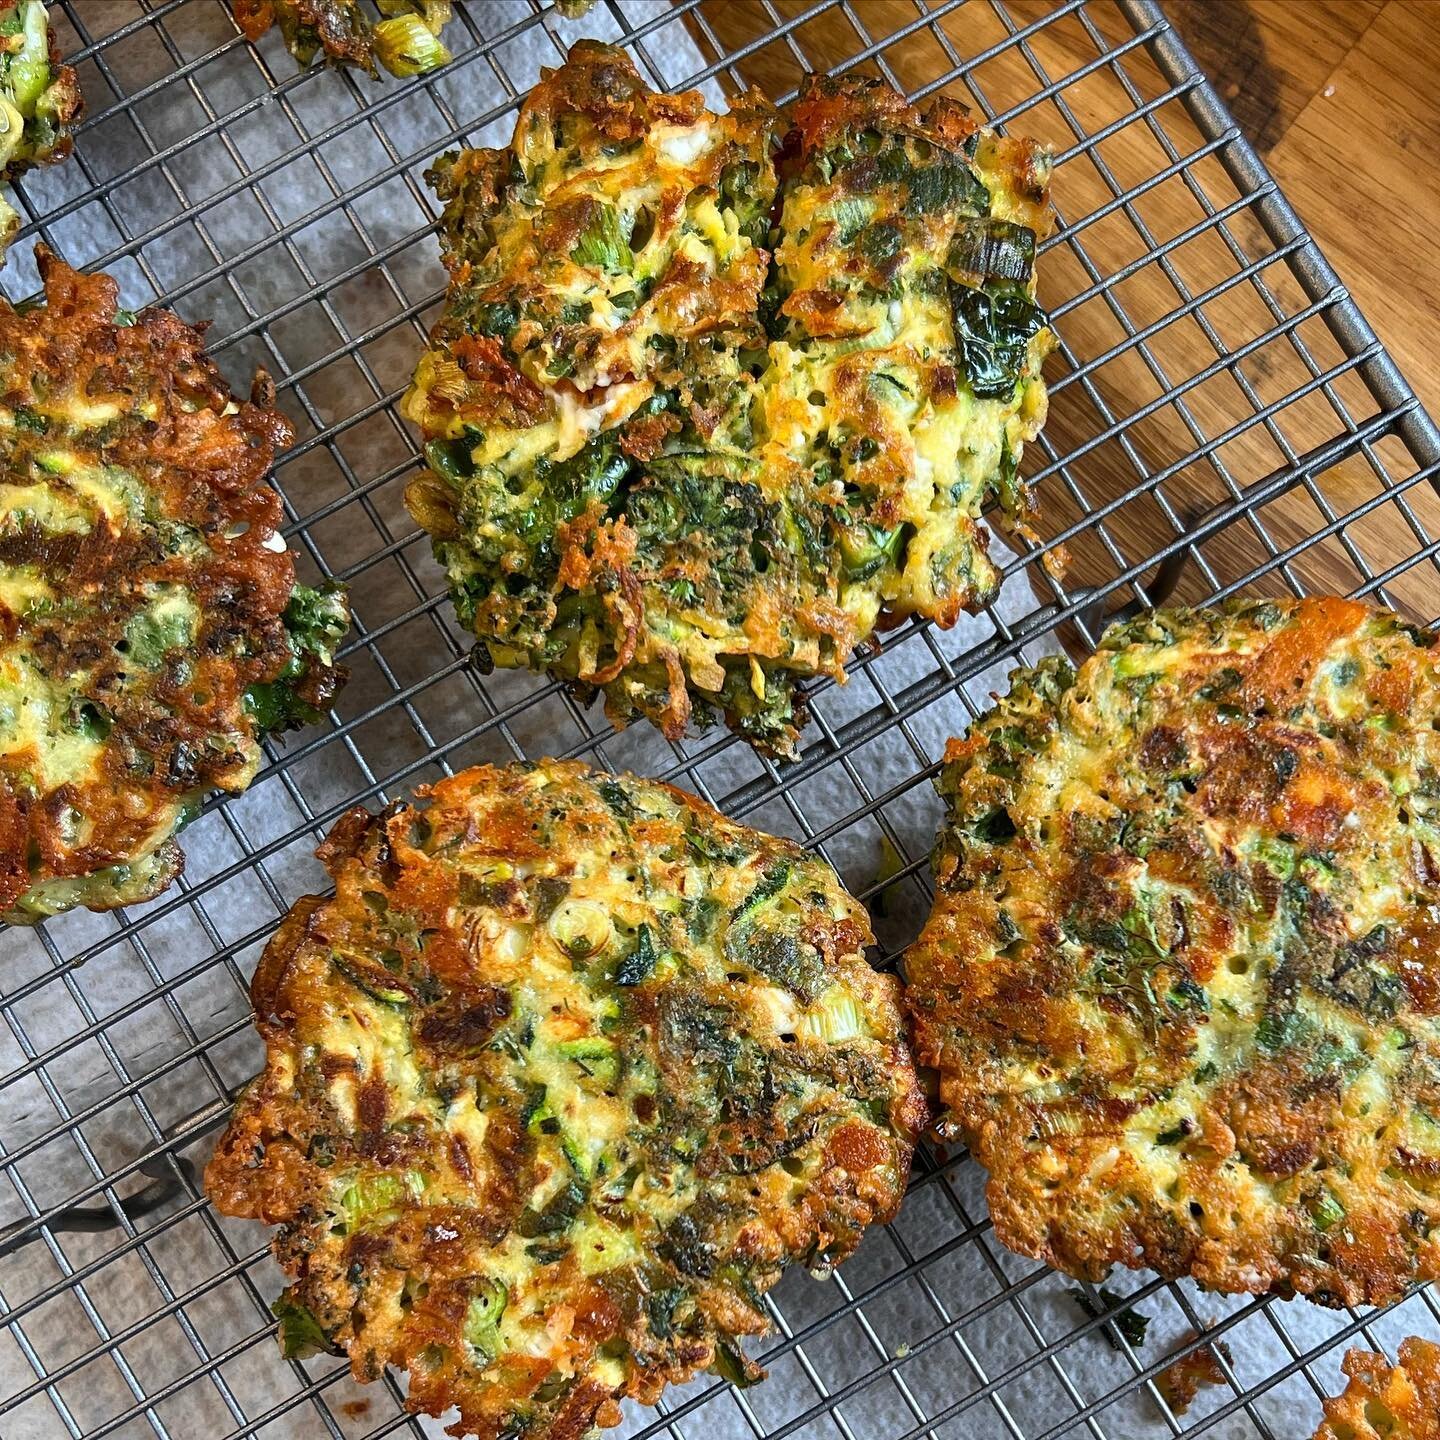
[0,98,25,169]
[1032,1106,1088,1141]
[463,1278,508,1361]
[797,989,865,1045]
[373,15,451,77]
[558,1035,620,1086]
[947,217,1036,285]
[547,898,613,959]
[1311,1188,1346,1232]
[331,955,411,1006]
[339,1169,424,1230]
[839,521,907,582]
[570,201,633,272]
[9,2,50,113]
[831,196,872,242]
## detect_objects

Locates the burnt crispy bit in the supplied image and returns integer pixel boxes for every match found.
[232,0,452,78]
[207,759,924,1440]
[403,44,1056,759]
[1154,1333,1230,1416]
[906,597,1440,1306]
[0,247,350,924]
[1313,1337,1440,1439]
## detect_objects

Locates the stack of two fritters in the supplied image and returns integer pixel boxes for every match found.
[402,40,1055,757]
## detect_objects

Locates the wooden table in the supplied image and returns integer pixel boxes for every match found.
[1170,0,1439,422]
[687,0,1440,630]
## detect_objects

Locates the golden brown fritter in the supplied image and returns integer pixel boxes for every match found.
[906,597,1440,1306]
[1313,1338,1440,1439]
[207,759,924,1440]
[403,44,1054,757]
[0,248,349,923]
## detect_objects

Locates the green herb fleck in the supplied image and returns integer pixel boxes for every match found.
[271,1293,340,1360]
[1310,1188,1346,1232]
[1068,1286,1150,1350]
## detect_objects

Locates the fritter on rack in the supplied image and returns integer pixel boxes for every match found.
[906,597,1440,1307]
[0,1,82,245]
[0,249,349,924]
[207,759,924,1440]
[232,0,452,78]
[1313,1338,1440,1439]
[403,43,1055,757]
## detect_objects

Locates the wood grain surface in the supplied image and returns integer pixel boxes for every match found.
[1173,0,1438,417]
[685,0,1440,633]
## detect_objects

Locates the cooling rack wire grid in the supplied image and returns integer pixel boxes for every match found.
[2,1,1439,1437]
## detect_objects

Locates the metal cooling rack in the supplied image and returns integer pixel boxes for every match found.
[3,1,1440,1437]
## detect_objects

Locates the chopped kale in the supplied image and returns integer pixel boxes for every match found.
[272,1293,341,1360]
[657,1212,716,1278]
[1068,1286,1150,1350]
[613,923,659,986]
[243,581,351,735]
[948,280,1047,399]
[515,1180,588,1239]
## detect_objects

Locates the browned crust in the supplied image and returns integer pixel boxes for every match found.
[789,71,1055,241]
[1155,1334,1230,1417]
[1313,1338,1440,1439]
[231,0,371,70]
[208,761,925,1440]
[408,42,1056,759]
[0,248,299,914]
[907,598,1440,1307]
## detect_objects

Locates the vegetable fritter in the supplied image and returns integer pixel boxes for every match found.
[0,249,349,924]
[1313,1338,1440,1439]
[403,43,1054,758]
[906,597,1440,1306]
[207,759,924,1440]
[0,2,82,247]
[232,0,452,78]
